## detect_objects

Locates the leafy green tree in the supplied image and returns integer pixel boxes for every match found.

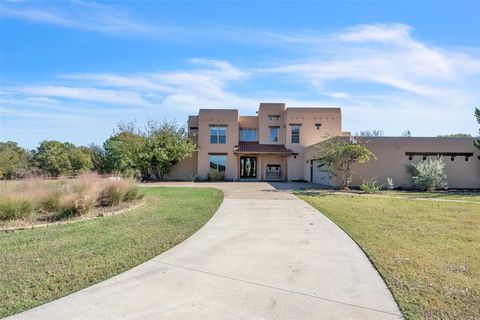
[144,121,196,180]
[87,144,107,174]
[475,108,480,150]
[315,137,375,190]
[68,146,93,176]
[104,131,147,177]
[0,141,31,179]
[35,141,72,177]
[103,121,196,180]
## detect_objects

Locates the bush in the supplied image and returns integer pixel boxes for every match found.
[360,178,382,193]
[191,174,200,182]
[386,177,394,190]
[0,197,35,220]
[408,158,448,192]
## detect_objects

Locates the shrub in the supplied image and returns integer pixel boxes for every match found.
[191,174,200,182]
[408,158,448,192]
[360,179,382,193]
[386,177,394,190]
[0,197,35,220]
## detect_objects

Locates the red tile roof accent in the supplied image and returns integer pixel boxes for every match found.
[234,142,293,155]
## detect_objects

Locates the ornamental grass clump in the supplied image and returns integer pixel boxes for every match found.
[0,173,142,224]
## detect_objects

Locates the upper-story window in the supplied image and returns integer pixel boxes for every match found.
[268,115,281,121]
[239,129,257,142]
[291,125,300,144]
[269,127,279,143]
[210,126,227,144]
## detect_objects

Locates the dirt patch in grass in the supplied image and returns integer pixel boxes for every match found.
[297,192,480,320]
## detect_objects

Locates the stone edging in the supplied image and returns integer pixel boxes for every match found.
[0,200,146,233]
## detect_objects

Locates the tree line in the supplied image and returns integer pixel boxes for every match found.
[0,121,196,180]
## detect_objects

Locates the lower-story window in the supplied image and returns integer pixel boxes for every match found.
[209,155,226,180]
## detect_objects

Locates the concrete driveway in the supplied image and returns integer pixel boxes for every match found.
[10,182,402,320]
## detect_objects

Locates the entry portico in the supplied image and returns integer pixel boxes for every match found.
[234,142,292,181]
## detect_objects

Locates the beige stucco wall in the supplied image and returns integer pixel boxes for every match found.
[350,137,480,189]
[257,103,286,145]
[284,107,342,181]
[308,137,480,189]
[197,109,239,180]
[164,151,198,180]
[239,116,258,129]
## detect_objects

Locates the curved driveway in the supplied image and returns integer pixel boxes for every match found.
[10,182,402,319]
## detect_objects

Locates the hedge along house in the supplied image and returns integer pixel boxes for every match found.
[166,102,480,188]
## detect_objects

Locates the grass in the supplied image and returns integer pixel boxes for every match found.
[0,174,142,225]
[297,192,480,320]
[0,187,223,318]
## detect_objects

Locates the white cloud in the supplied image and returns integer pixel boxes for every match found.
[0,1,152,35]
[2,24,479,144]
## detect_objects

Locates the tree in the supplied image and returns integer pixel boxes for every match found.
[103,121,196,180]
[401,130,411,137]
[68,146,93,176]
[356,129,384,137]
[87,144,107,174]
[144,121,196,180]
[314,137,375,190]
[437,133,473,138]
[0,141,31,179]
[35,141,72,177]
[104,131,147,177]
[475,108,480,151]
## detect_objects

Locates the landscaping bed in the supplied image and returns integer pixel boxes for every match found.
[0,187,223,317]
[297,192,480,319]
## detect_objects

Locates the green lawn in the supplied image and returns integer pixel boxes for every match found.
[297,192,480,320]
[0,187,223,318]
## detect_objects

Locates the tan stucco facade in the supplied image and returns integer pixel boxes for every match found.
[167,102,480,188]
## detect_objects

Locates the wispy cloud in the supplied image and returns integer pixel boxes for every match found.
[2,23,479,147]
[0,0,152,35]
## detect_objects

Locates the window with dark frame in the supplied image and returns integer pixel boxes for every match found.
[270,127,279,143]
[239,129,257,142]
[210,127,227,144]
[291,126,300,143]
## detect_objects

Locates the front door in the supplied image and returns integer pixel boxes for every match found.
[240,156,257,178]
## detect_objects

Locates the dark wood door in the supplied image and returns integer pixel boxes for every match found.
[240,156,257,178]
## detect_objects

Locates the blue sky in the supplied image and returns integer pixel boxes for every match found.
[1,0,479,149]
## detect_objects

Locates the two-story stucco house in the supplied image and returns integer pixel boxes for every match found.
[167,102,344,181]
[166,102,480,188]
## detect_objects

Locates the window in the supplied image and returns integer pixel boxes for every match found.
[210,127,226,144]
[240,129,257,142]
[270,127,279,143]
[209,155,226,175]
[268,115,281,121]
[291,126,300,143]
